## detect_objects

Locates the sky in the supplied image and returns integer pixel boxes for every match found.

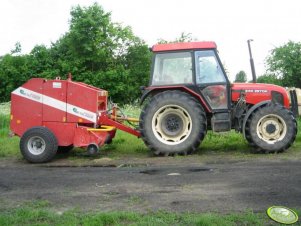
[0,0,300,81]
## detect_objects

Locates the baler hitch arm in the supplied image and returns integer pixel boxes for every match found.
[99,104,141,137]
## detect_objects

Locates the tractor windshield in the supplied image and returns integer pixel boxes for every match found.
[151,52,193,86]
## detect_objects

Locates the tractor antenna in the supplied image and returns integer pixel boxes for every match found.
[247,39,257,83]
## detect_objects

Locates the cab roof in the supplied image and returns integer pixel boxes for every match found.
[152,41,217,52]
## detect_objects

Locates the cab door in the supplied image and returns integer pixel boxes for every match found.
[194,50,230,111]
[195,50,231,132]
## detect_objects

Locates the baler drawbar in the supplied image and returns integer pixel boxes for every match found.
[10,75,140,163]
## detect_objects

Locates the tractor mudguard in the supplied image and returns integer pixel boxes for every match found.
[140,89,154,105]
[242,100,270,138]
[140,86,211,112]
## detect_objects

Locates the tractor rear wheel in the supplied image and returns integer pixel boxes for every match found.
[246,104,297,153]
[20,126,58,163]
[139,90,207,156]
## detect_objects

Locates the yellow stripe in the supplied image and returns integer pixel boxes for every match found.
[87,126,115,132]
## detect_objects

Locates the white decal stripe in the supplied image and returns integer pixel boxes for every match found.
[12,87,43,103]
[43,95,66,112]
[67,104,97,122]
[12,87,97,123]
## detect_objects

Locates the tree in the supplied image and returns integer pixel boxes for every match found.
[157,32,195,44]
[0,54,31,102]
[29,45,56,78]
[266,41,301,87]
[10,42,22,55]
[48,3,151,103]
[234,70,247,83]
[123,44,151,102]
[256,74,283,86]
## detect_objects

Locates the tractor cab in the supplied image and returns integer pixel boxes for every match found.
[150,42,230,111]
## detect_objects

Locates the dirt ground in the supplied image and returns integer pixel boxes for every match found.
[0,155,301,214]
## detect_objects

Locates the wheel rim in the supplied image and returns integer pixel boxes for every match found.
[27,136,46,155]
[152,105,192,145]
[256,114,287,144]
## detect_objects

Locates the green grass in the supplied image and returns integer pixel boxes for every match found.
[201,131,250,153]
[0,109,20,158]
[0,102,10,115]
[0,200,287,226]
[0,114,10,136]
[0,136,20,158]
[120,103,141,118]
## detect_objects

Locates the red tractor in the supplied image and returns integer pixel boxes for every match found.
[139,41,299,156]
[10,41,300,162]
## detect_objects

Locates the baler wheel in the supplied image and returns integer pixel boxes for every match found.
[247,104,297,153]
[20,127,58,163]
[139,90,207,156]
[87,143,99,156]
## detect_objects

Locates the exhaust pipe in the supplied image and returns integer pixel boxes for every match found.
[247,39,257,83]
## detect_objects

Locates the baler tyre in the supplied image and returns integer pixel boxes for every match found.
[139,90,207,156]
[20,127,58,163]
[87,143,99,156]
[248,104,297,153]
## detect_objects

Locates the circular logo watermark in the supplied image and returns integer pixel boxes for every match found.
[267,206,298,224]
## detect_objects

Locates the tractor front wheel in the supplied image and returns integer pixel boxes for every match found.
[139,90,207,156]
[246,104,297,153]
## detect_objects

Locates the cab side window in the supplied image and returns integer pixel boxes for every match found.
[195,50,228,109]
[152,52,193,85]
[195,51,226,85]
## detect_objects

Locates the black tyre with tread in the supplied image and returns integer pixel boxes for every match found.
[87,143,99,156]
[139,90,207,156]
[20,126,58,163]
[245,104,297,153]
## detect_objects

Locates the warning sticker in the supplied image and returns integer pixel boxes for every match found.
[53,82,62,89]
